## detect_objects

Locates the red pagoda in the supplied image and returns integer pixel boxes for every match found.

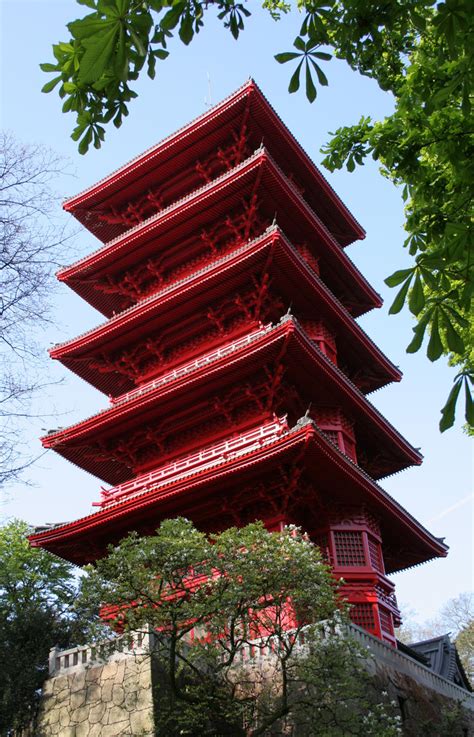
[30,80,447,647]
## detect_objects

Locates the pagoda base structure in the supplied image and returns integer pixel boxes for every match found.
[30,81,448,649]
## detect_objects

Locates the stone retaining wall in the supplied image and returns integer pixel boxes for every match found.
[369,658,473,736]
[36,625,473,736]
[36,654,154,737]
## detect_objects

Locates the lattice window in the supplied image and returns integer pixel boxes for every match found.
[350,603,376,631]
[379,608,394,635]
[333,530,366,567]
[367,537,384,573]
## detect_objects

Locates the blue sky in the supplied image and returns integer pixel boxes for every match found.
[1,0,472,624]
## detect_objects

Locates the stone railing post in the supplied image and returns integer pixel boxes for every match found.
[48,646,60,676]
[140,623,154,654]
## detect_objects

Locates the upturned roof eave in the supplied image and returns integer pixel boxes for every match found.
[51,227,400,386]
[57,147,382,307]
[42,318,421,469]
[248,81,365,244]
[63,79,364,246]
[30,424,307,553]
[58,149,265,279]
[50,227,278,357]
[28,421,446,567]
[43,322,289,447]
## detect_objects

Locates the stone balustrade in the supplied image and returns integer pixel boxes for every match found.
[348,624,474,709]
[236,624,474,710]
[49,628,153,677]
[48,622,473,709]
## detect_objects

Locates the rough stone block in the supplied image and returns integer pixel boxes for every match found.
[101,679,114,702]
[70,690,86,710]
[123,668,140,688]
[130,708,153,735]
[70,671,86,694]
[74,722,91,737]
[89,701,107,724]
[102,661,118,680]
[57,727,76,737]
[47,707,61,725]
[112,684,125,705]
[86,665,103,682]
[86,682,101,703]
[59,706,71,727]
[53,676,69,695]
[123,689,138,711]
[108,704,128,724]
[42,679,54,696]
[87,724,102,737]
[138,667,152,689]
[136,686,152,711]
[70,705,89,724]
[101,720,130,736]
[113,661,126,683]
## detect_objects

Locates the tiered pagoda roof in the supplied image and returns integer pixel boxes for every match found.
[30,81,447,647]
[58,150,378,318]
[63,80,364,247]
[51,227,398,397]
[43,316,419,485]
[33,417,445,569]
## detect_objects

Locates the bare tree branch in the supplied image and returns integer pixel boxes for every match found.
[0,131,75,489]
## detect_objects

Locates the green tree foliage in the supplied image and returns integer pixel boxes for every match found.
[319,2,473,434]
[0,520,84,735]
[78,518,401,736]
[42,0,473,430]
[417,702,473,737]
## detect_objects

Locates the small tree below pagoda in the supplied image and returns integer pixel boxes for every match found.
[78,518,401,736]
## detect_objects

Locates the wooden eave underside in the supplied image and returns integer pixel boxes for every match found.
[51,228,400,397]
[42,319,420,485]
[63,80,364,247]
[29,422,446,572]
[58,151,380,318]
